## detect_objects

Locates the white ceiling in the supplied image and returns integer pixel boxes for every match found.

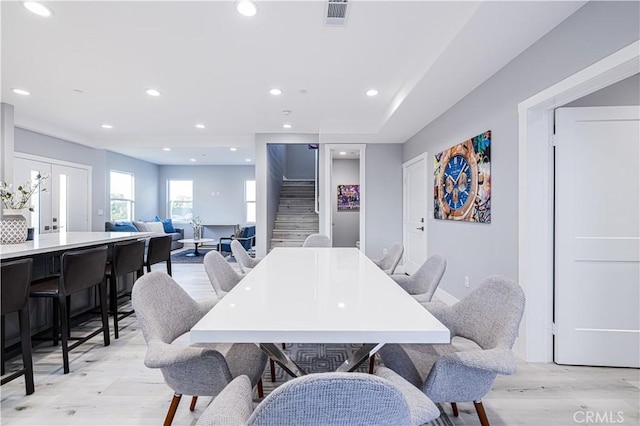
[2,1,585,165]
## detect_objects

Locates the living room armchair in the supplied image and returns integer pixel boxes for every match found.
[218,225,255,255]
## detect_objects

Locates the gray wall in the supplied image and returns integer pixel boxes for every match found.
[564,73,640,107]
[106,151,159,222]
[365,144,403,258]
[403,1,640,300]
[332,159,359,247]
[267,145,286,250]
[14,128,107,231]
[158,165,255,239]
[285,144,316,180]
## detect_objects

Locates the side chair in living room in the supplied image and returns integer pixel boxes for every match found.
[379,275,526,426]
[390,254,447,303]
[302,233,331,247]
[132,271,267,426]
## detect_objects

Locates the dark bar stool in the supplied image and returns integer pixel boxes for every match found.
[145,235,172,276]
[29,246,110,374]
[1,258,35,395]
[106,239,145,339]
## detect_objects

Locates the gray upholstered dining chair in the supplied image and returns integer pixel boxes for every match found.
[390,254,446,303]
[372,242,404,274]
[196,367,441,426]
[302,233,331,247]
[132,271,268,426]
[379,275,526,426]
[231,240,262,274]
[203,250,243,298]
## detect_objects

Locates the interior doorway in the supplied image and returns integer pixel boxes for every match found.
[321,144,366,252]
[402,153,429,275]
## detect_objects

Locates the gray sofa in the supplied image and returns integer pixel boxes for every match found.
[105,220,184,250]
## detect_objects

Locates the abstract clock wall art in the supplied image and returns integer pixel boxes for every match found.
[434,130,491,223]
[337,184,360,211]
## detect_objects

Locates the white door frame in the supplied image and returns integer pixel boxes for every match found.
[517,40,639,362]
[402,152,429,274]
[321,144,366,252]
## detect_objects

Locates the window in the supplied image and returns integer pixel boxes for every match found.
[110,171,134,221]
[245,180,256,223]
[169,180,193,221]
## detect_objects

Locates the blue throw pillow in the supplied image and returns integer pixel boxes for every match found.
[155,216,176,233]
[113,221,139,232]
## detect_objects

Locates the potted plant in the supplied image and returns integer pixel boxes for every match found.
[1,173,49,244]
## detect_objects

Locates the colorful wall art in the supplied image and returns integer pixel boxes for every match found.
[434,130,491,223]
[337,184,360,211]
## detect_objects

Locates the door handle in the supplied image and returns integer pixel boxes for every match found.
[416,226,424,231]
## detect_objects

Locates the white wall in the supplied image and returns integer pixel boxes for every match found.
[106,151,159,223]
[14,128,107,231]
[564,73,639,107]
[331,159,359,247]
[403,1,640,300]
[158,165,254,238]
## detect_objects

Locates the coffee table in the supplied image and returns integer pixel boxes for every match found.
[177,238,216,257]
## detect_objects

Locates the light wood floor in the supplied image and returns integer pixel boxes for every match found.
[1,263,638,425]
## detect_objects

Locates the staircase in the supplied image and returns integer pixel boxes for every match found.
[270,180,318,249]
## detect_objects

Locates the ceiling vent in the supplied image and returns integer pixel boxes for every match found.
[325,0,348,26]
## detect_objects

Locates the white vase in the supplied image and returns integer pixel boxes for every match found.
[1,209,28,244]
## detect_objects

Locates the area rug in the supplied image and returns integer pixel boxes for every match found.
[171,249,234,264]
[261,343,453,426]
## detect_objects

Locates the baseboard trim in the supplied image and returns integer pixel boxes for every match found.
[434,288,459,306]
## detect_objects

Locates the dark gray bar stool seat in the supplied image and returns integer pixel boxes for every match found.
[1,258,35,395]
[29,246,110,374]
[106,239,145,339]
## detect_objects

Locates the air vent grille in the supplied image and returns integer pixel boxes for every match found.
[326,0,348,26]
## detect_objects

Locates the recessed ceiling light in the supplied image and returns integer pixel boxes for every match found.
[300,89,308,95]
[12,88,30,96]
[146,88,161,97]
[73,89,84,94]
[23,1,53,17]
[282,110,291,115]
[163,148,171,151]
[101,124,113,129]
[245,158,252,162]
[366,89,379,97]
[282,123,292,129]
[339,151,347,155]
[189,158,196,162]
[236,0,258,17]
[195,124,205,129]
[230,147,238,152]
[269,88,282,96]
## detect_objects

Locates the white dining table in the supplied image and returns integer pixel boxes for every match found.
[191,247,450,377]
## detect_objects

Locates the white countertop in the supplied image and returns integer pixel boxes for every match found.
[0,231,154,260]
[191,247,450,344]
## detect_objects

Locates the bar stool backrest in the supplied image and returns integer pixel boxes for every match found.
[1,259,33,314]
[60,246,108,295]
[113,239,145,276]
[146,235,172,266]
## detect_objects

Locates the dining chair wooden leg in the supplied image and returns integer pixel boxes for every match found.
[269,358,276,382]
[109,275,119,339]
[451,402,459,417]
[281,343,286,349]
[257,378,264,398]
[1,315,5,376]
[52,298,59,346]
[189,396,198,411]
[368,353,375,374]
[163,393,182,426]
[19,309,35,395]
[474,400,490,426]
[98,281,110,347]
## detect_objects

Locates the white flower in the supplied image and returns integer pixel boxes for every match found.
[0,173,49,211]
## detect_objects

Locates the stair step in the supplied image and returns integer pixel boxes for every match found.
[270,239,306,248]
[272,230,316,239]
[279,199,315,205]
[278,207,316,213]
[275,214,318,221]
[274,222,319,230]
[282,181,315,186]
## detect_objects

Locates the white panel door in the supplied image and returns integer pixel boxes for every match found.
[14,156,90,233]
[403,155,428,275]
[555,106,640,367]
